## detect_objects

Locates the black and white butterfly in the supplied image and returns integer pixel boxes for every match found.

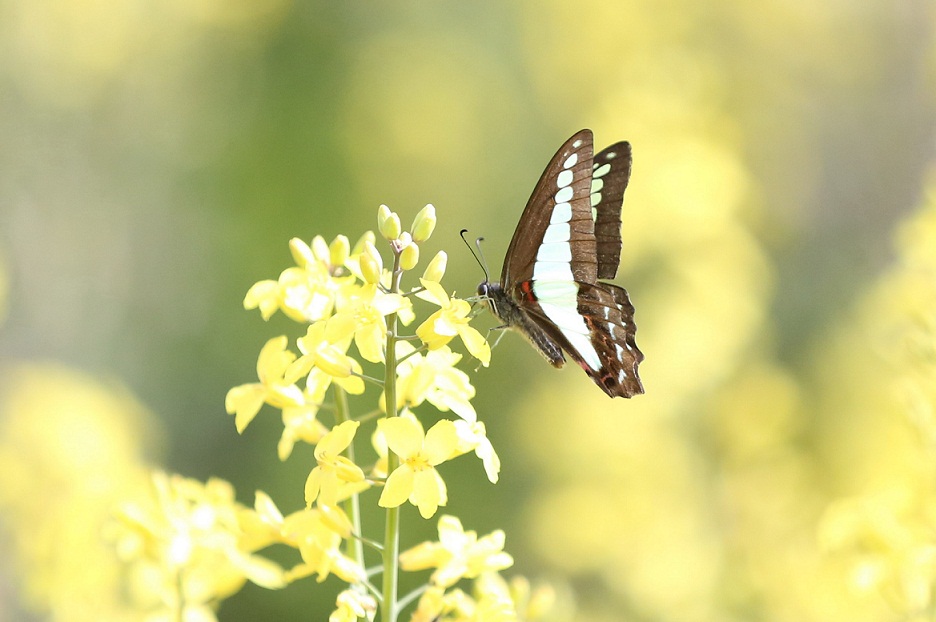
[477,129,644,398]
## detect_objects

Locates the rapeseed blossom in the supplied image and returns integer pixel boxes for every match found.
[305,420,367,507]
[400,515,514,588]
[417,279,491,366]
[378,416,458,519]
[212,205,551,620]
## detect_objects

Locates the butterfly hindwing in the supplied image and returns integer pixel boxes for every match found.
[591,142,632,280]
[573,282,643,397]
[512,280,643,398]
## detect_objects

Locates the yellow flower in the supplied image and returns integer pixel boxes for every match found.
[304,420,367,508]
[241,492,364,583]
[248,493,363,584]
[111,472,288,608]
[243,278,281,320]
[399,515,513,588]
[452,420,501,484]
[330,283,412,363]
[416,279,491,366]
[288,320,365,395]
[386,342,477,422]
[330,588,378,622]
[409,585,448,622]
[491,574,559,621]
[225,336,304,433]
[277,396,329,461]
[472,574,523,622]
[244,235,362,324]
[284,509,364,584]
[378,417,458,519]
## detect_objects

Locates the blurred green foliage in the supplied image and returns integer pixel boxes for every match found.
[1,0,935,620]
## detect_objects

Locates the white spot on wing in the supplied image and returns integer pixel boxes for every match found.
[563,153,578,169]
[572,139,583,148]
[557,169,574,189]
[591,178,604,194]
[542,222,570,244]
[533,280,578,300]
[555,186,573,204]
[606,152,617,159]
[590,193,601,207]
[537,242,572,262]
[593,163,611,178]
[550,202,572,224]
[534,261,573,281]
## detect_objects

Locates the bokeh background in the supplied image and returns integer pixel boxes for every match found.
[2,1,936,621]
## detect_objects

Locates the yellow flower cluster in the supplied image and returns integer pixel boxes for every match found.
[818,182,936,619]
[228,204,490,462]
[220,205,538,621]
[109,472,288,620]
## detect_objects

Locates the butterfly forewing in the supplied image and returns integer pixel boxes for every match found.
[503,129,597,286]
[591,142,632,280]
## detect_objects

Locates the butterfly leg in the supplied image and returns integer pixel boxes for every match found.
[472,325,509,372]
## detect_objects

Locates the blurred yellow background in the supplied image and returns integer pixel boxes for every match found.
[1,1,935,620]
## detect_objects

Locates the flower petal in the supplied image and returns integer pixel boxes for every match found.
[304,467,323,507]
[457,325,491,366]
[379,417,423,458]
[418,279,450,307]
[412,469,444,519]
[423,420,459,466]
[225,384,265,433]
[316,420,360,458]
[379,464,414,508]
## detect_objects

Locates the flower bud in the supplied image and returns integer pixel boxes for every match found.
[399,242,419,271]
[377,204,402,240]
[360,241,383,284]
[411,204,437,242]
[289,238,315,268]
[311,235,330,263]
[422,250,447,283]
[329,235,350,267]
[351,231,376,255]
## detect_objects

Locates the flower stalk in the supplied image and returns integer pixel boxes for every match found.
[382,248,403,622]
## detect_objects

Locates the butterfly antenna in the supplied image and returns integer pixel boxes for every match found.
[460,228,490,282]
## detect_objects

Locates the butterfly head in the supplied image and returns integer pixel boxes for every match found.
[477,279,501,317]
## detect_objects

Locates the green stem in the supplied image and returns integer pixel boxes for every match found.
[335,386,365,571]
[382,253,404,622]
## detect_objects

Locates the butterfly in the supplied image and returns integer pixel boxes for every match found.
[477,129,644,398]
